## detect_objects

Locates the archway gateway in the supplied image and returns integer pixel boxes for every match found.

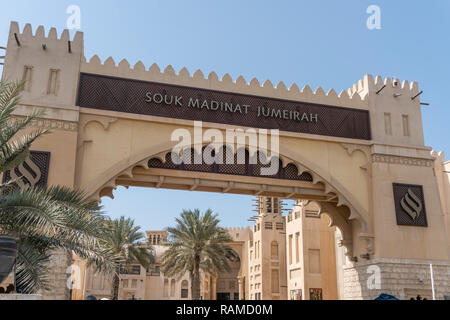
[1,22,449,300]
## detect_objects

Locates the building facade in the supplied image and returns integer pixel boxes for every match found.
[1,21,450,299]
[72,231,193,300]
[286,201,340,300]
[72,196,340,300]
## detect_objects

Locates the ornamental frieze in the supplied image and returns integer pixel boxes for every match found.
[372,154,433,167]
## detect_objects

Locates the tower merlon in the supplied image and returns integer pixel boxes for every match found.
[2,22,84,119]
[8,21,83,51]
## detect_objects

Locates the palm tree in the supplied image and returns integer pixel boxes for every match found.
[102,216,153,300]
[161,209,237,300]
[0,81,117,294]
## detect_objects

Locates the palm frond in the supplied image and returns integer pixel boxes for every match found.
[161,209,236,291]
[0,80,119,294]
[15,239,51,294]
[0,81,24,128]
[0,128,48,173]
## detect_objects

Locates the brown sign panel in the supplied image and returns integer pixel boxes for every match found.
[2,151,51,191]
[392,183,428,227]
[77,73,371,140]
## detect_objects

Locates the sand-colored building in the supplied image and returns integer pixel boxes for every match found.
[72,196,340,300]
[286,201,340,300]
[72,231,192,300]
[1,21,450,299]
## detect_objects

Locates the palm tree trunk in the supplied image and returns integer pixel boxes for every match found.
[191,255,201,300]
[111,266,120,300]
[65,250,74,300]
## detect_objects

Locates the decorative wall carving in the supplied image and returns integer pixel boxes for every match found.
[2,151,51,190]
[10,116,78,131]
[147,147,314,182]
[372,154,433,167]
[392,183,428,227]
[341,143,371,160]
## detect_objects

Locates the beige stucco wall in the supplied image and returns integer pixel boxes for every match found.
[372,162,448,260]
[434,152,450,254]
[286,201,338,300]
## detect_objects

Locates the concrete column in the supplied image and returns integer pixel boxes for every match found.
[238,276,244,300]
[211,278,217,300]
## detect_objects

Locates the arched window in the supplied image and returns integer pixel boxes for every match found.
[271,241,278,259]
[163,279,169,297]
[170,279,176,297]
[181,280,189,299]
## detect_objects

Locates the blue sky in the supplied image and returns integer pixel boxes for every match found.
[1,1,449,230]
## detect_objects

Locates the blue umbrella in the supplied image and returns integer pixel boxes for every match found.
[375,293,399,300]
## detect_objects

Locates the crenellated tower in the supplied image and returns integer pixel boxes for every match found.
[248,196,287,300]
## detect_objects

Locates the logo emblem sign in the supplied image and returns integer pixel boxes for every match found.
[2,151,50,191]
[400,188,423,221]
[10,157,42,189]
[393,183,427,227]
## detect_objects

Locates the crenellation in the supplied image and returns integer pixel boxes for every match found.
[22,23,32,37]
[104,56,115,69]
[10,21,83,46]
[118,59,131,73]
[301,84,313,97]
[133,61,146,74]
[314,87,325,98]
[249,77,260,89]
[349,74,420,100]
[276,81,287,92]
[2,21,84,119]
[48,27,58,40]
[79,52,371,109]
[149,62,161,74]
[262,79,273,90]
[163,64,176,76]
[193,69,205,81]
[327,88,338,99]
[207,71,217,82]
[178,66,190,80]
[60,29,70,42]
[236,75,247,88]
